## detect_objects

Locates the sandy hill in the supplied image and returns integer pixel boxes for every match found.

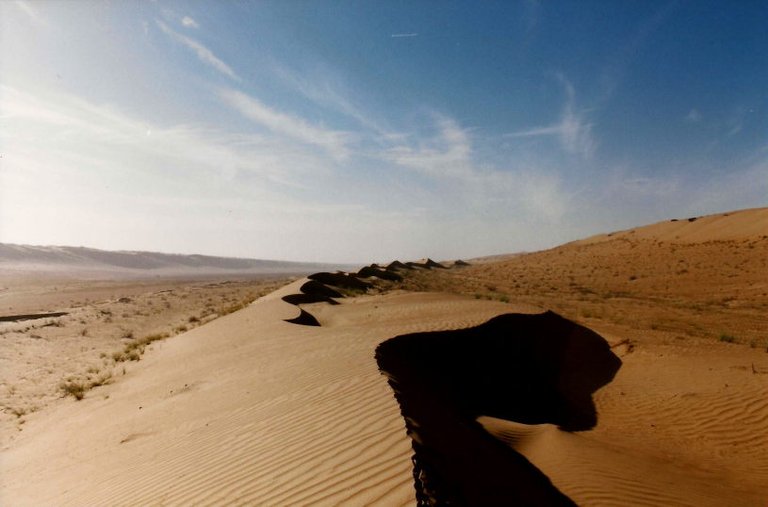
[1,208,766,505]
[0,243,352,277]
[406,207,768,347]
[575,206,768,245]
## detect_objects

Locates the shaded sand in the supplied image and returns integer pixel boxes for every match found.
[0,281,524,506]
[376,312,621,505]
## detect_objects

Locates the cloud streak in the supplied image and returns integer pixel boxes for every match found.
[156,20,239,81]
[218,88,351,159]
[181,16,199,28]
[12,0,47,26]
[384,116,472,179]
[507,76,596,158]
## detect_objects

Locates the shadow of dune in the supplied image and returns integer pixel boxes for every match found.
[281,293,339,306]
[300,280,343,299]
[405,261,431,270]
[358,266,403,281]
[284,309,321,326]
[375,311,621,506]
[307,272,371,291]
[387,260,414,271]
[424,258,448,269]
[0,312,68,322]
[281,278,349,326]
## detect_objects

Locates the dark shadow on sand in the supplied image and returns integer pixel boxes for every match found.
[281,293,339,306]
[0,312,69,322]
[307,272,372,291]
[358,266,403,281]
[284,308,321,326]
[300,280,343,299]
[375,311,621,506]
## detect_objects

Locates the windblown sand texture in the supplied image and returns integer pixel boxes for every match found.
[1,208,767,505]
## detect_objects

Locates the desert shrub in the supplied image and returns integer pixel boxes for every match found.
[60,380,87,400]
[719,333,736,343]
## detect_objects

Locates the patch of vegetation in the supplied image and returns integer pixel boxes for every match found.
[59,369,114,401]
[10,406,27,418]
[111,332,170,363]
[60,380,87,400]
[719,333,736,343]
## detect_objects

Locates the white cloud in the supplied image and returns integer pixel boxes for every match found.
[218,88,351,159]
[270,64,392,136]
[12,0,46,26]
[506,76,596,158]
[383,115,569,224]
[156,20,239,81]
[181,16,199,28]
[686,108,702,122]
[0,85,334,199]
[384,116,472,178]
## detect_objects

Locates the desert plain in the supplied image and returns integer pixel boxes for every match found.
[1,207,767,506]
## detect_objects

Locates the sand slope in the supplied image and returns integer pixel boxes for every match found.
[5,277,765,505]
[0,281,523,506]
[575,207,768,245]
[3,208,766,505]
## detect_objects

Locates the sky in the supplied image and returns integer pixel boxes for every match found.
[1,0,767,263]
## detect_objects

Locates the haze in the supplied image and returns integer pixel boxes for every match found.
[2,1,766,263]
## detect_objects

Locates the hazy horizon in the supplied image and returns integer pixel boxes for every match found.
[2,1,767,263]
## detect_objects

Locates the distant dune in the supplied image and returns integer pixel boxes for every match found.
[0,243,354,277]
[574,206,768,245]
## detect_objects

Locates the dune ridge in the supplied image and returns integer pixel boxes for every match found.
[2,208,766,505]
[0,243,353,277]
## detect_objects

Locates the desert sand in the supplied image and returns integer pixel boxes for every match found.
[1,208,767,505]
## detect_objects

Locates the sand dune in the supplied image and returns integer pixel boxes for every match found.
[576,207,768,244]
[0,243,352,277]
[386,260,413,271]
[0,280,525,505]
[358,266,403,282]
[2,208,766,505]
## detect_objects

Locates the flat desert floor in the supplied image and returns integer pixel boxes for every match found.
[1,208,767,505]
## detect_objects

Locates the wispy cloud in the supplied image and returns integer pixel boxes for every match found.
[0,85,329,194]
[12,0,47,26]
[383,114,569,223]
[506,76,596,158]
[384,116,472,178]
[269,64,393,137]
[685,108,702,122]
[391,33,418,38]
[181,16,199,28]
[156,20,239,81]
[218,88,351,159]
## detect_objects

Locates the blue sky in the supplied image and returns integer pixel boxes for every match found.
[1,1,767,263]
